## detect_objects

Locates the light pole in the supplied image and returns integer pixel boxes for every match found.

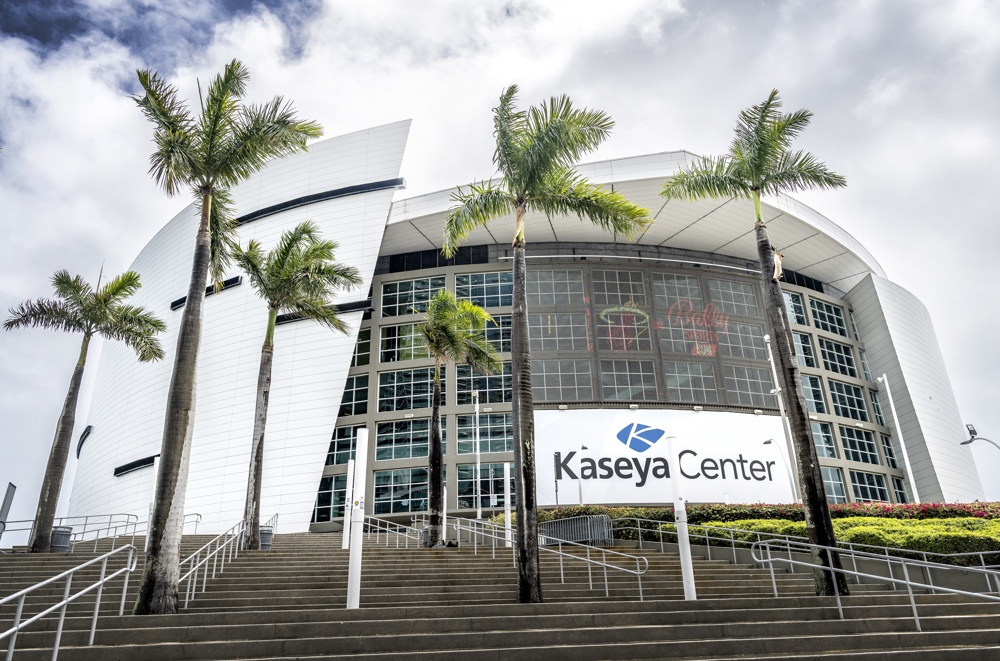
[876,373,921,503]
[961,424,1000,452]
[664,435,696,601]
[763,439,796,500]
[474,391,481,519]
[553,453,560,509]
[578,445,588,506]
[763,334,800,502]
[346,428,369,610]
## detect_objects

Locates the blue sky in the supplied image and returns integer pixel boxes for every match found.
[1,0,999,526]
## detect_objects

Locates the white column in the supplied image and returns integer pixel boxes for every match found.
[667,436,697,601]
[764,334,801,502]
[474,391,481,519]
[341,458,356,550]
[503,462,512,547]
[877,374,921,503]
[346,429,369,609]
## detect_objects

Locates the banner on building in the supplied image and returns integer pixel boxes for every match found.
[535,409,796,506]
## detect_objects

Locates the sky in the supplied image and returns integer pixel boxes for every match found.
[1,0,998,527]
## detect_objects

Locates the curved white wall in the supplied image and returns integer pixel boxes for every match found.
[68,121,411,534]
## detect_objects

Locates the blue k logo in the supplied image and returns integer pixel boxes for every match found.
[617,423,666,453]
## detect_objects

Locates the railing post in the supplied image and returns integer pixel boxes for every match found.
[636,559,643,602]
[730,531,736,564]
[900,560,921,632]
[602,550,609,597]
[52,574,73,661]
[885,549,896,591]
[767,545,777,597]
[558,541,564,584]
[586,546,593,590]
[118,550,132,616]
[6,595,26,661]
[831,563,844,620]
[705,528,711,560]
[89,557,108,646]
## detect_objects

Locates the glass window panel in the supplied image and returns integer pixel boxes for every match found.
[596,307,653,353]
[783,291,807,325]
[663,361,719,404]
[600,359,658,401]
[801,375,826,414]
[717,322,767,360]
[457,462,516,510]
[723,364,777,408]
[793,333,817,368]
[812,422,837,459]
[457,413,513,454]
[311,474,348,522]
[381,276,446,317]
[819,338,857,378]
[860,350,873,382]
[380,323,429,363]
[840,426,880,465]
[850,312,862,341]
[592,270,646,306]
[652,273,703,309]
[822,467,848,504]
[533,359,594,402]
[351,328,371,367]
[373,468,430,514]
[850,470,890,503]
[375,418,446,461]
[529,313,591,352]
[456,363,513,404]
[326,425,364,466]
[486,315,512,353]
[880,434,898,469]
[456,272,514,308]
[339,375,368,417]
[809,299,849,337]
[830,380,869,421]
[377,368,442,412]
[870,390,886,427]
[892,477,908,504]
[526,270,585,306]
[709,278,760,317]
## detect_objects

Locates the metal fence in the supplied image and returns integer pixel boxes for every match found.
[539,515,613,546]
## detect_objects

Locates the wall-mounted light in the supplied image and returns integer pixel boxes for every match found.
[855,423,864,428]
[629,404,639,410]
[483,407,493,413]
[693,406,704,411]
[754,409,763,415]
[404,413,414,419]
[558,405,568,410]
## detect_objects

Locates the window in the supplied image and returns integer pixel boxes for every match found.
[850,312,862,341]
[312,475,348,522]
[456,272,514,308]
[656,315,695,355]
[379,323,429,363]
[723,365,777,408]
[326,425,363,465]
[822,467,848,504]
[892,477,908,504]
[870,391,886,426]
[600,359,658,401]
[529,313,591,352]
[664,361,719,404]
[709,278,759,317]
[374,468,428,514]
[812,422,837,459]
[783,291,807,325]
[533,360,594,402]
[375,418,445,461]
[377,368,441,412]
[486,315,512,353]
[830,380,869,421]
[818,338,857,378]
[381,276,446,317]
[801,375,826,414]
[653,273,703,309]
[351,328,371,367]
[859,350,873,381]
[717,322,766,360]
[597,308,653,352]
[881,434,898,469]
[457,363,512,404]
[458,463,516,510]
[457,413,513,454]
[793,333,816,368]
[809,299,849,337]
[526,269,585,306]
[339,375,368,417]
[592,270,646,306]
[840,426,880,465]
[850,470,890,503]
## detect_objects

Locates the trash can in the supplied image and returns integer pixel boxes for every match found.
[259,526,274,551]
[422,526,429,548]
[50,526,73,553]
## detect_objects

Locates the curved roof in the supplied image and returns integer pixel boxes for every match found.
[384,151,885,292]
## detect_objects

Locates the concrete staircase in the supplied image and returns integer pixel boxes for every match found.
[3,532,1000,659]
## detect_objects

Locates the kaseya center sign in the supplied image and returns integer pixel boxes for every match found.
[535,409,796,506]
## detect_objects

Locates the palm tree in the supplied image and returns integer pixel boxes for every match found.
[660,89,848,596]
[415,290,501,547]
[4,270,165,553]
[131,59,322,614]
[232,221,361,550]
[442,86,650,602]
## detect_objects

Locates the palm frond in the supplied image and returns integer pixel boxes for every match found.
[100,305,167,361]
[532,169,651,240]
[290,299,350,334]
[443,184,515,257]
[462,337,502,376]
[197,60,249,177]
[207,187,237,285]
[492,85,527,184]
[272,221,318,270]
[3,298,84,333]
[730,89,782,180]
[520,95,613,192]
[661,156,750,201]
[133,69,197,195]
[232,239,268,298]
[759,150,847,195]
[97,271,142,304]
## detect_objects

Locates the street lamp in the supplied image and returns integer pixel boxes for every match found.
[762,334,800,502]
[763,439,796,500]
[578,445,588,506]
[961,424,1000,452]
[876,374,921,503]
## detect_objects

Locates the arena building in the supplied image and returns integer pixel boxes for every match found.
[67,121,985,535]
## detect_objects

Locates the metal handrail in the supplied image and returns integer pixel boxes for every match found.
[361,516,421,548]
[177,513,276,608]
[751,538,1000,632]
[0,544,138,660]
[452,518,650,600]
[0,514,140,554]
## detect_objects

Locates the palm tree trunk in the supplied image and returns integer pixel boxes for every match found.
[135,191,213,615]
[28,334,91,553]
[243,308,277,551]
[428,360,444,546]
[510,210,542,603]
[752,191,848,596]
